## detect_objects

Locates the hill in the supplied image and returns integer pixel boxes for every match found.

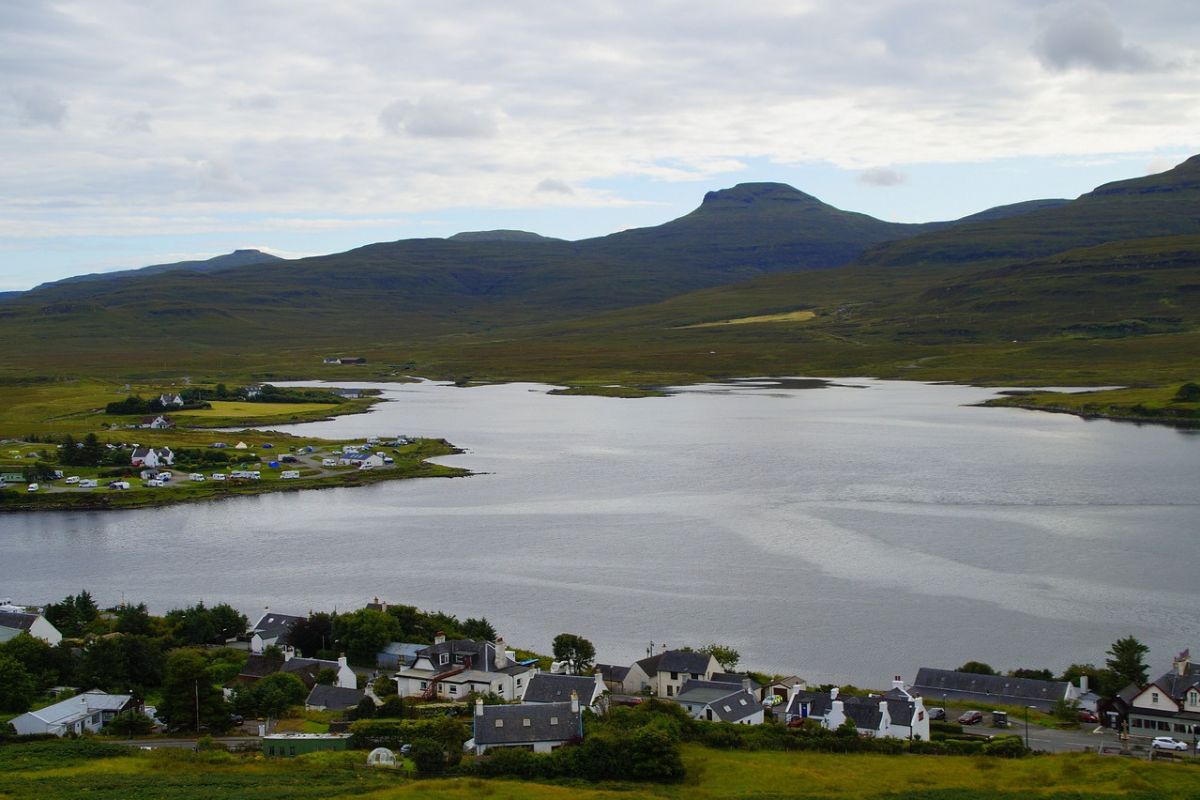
[25,249,284,296]
[0,157,1196,387]
[448,229,562,242]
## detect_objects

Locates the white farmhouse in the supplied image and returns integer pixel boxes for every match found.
[0,608,63,645]
[9,690,137,736]
[395,633,535,702]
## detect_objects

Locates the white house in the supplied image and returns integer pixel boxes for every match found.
[0,608,63,645]
[470,694,583,755]
[784,677,931,741]
[130,446,173,468]
[247,610,307,654]
[675,679,765,725]
[158,393,185,407]
[236,649,358,690]
[619,649,721,698]
[9,690,137,736]
[1127,649,1200,736]
[358,454,386,470]
[395,633,535,702]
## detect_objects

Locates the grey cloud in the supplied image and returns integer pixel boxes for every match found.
[535,178,574,195]
[231,94,279,111]
[195,159,252,198]
[858,167,908,187]
[379,97,499,139]
[8,88,67,128]
[1034,3,1155,72]
[112,111,153,134]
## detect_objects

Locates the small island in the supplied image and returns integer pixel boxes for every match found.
[0,380,467,512]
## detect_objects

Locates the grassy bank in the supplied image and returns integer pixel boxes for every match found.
[2,740,1199,800]
[983,384,1200,427]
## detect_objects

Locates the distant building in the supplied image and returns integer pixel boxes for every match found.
[619,649,721,698]
[130,446,173,468]
[263,733,352,757]
[0,608,63,645]
[785,677,930,741]
[305,684,366,712]
[394,633,535,701]
[9,690,137,737]
[522,672,607,711]
[1127,649,1200,736]
[674,679,764,725]
[246,610,306,654]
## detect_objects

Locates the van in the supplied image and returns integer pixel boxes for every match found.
[281,470,300,479]
[65,476,80,484]
[211,473,227,481]
[146,479,164,488]
[189,473,206,482]
[79,479,98,488]
[27,483,38,492]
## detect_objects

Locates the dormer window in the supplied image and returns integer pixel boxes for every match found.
[1190,691,1199,706]
[495,719,503,728]
[440,653,449,666]
[550,716,559,725]
[523,718,531,727]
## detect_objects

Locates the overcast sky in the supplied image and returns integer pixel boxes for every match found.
[1,0,1197,290]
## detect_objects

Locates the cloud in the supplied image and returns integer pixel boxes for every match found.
[535,178,574,195]
[379,97,499,138]
[857,167,908,187]
[111,111,153,134]
[8,88,68,128]
[1034,2,1155,72]
[231,94,279,111]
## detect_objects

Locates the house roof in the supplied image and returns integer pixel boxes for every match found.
[1149,663,1200,702]
[523,673,599,704]
[379,642,425,666]
[474,701,581,746]
[678,679,745,706]
[710,672,762,692]
[0,610,37,632]
[306,684,365,711]
[238,654,286,679]
[842,699,884,730]
[636,649,713,677]
[250,612,306,643]
[913,668,1070,707]
[597,664,630,683]
[708,690,762,723]
[20,690,132,726]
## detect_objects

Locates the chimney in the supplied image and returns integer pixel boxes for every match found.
[893,675,905,691]
[283,646,294,662]
[475,697,484,717]
[570,689,580,714]
[790,682,804,704]
[742,678,753,695]
[830,687,839,701]
[1079,675,1089,694]
[494,637,509,670]
[1174,649,1191,677]
[434,630,445,646]
[338,654,348,669]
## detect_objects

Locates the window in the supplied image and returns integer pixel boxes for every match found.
[440,653,450,666]
[516,678,522,686]
[670,671,678,680]
[666,685,674,697]
[523,718,531,727]
[495,720,503,728]
[739,698,747,706]
[550,716,559,725]
[1152,692,1159,703]
[449,686,458,694]
[420,681,427,690]
[723,705,732,712]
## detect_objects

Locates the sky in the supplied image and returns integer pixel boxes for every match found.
[1,1,1197,291]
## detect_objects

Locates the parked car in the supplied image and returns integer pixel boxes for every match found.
[762,695,784,707]
[928,707,946,720]
[957,710,983,725]
[26,483,38,492]
[1151,737,1188,751]
[64,476,79,484]
[1078,709,1099,723]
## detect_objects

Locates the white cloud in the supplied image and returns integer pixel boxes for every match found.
[1033,2,1155,73]
[858,167,908,187]
[0,0,1196,250]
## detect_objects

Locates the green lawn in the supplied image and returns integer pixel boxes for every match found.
[174,401,340,418]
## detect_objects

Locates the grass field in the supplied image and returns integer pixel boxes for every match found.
[174,401,340,418]
[680,309,818,328]
[2,741,1199,800]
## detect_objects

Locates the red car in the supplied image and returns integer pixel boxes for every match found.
[1078,709,1099,723]
[957,710,983,725]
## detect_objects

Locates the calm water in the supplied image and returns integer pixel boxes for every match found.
[3,378,1198,685]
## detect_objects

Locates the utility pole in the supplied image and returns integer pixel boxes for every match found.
[194,679,200,733]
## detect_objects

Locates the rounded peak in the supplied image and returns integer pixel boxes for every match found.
[701,182,818,207]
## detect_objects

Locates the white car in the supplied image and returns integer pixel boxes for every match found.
[64,476,80,484]
[1151,736,1188,751]
[211,473,227,481]
[26,483,38,492]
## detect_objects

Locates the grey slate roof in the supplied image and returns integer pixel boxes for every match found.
[523,673,598,704]
[306,684,365,711]
[250,612,306,644]
[707,690,761,723]
[474,701,582,746]
[0,610,37,632]
[710,672,762,692]
[418,639,491,669]
[1149,663,1200,702]
[842,699,884,730]
[913,668,1070,710]
[677,680,744,707]
[597,664,630,683]
[637,649,712,677]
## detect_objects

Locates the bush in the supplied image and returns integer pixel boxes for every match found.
[105,710,155,737]
[376,696,406,718]
[982,735,1029,758]
[408,738,446,775]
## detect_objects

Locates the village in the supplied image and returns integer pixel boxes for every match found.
[3,594,1197,769]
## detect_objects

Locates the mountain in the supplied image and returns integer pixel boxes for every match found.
[861,156,1200,268]
[24,249,284,297]
[584,182,946,277]
[1,158,1198,385]
[448,230,561,242]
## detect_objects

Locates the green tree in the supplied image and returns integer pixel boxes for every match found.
[107,708,155,736]
[352,696,377,719]
[115,603,155,636]
[699,643,741,671]
[0,633,71,691]
[957,661,997,675]
[0,654,37,712]
[377,696,406,718]
[315,667,338,686]
[462,617,497,642]
[1173,382,1200,402]
[373,674,398,698]
[80,433,104,466]
[249,672,308,718]
[45,591,100,638]
[1105,635,1150,689]
[552,633,596,675]
[1009,667,1054,681]
[158,649,231,733]
[408,738,446,775]
[289,612,334,658]
[208,603,248,642]
[333,609,401,665]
